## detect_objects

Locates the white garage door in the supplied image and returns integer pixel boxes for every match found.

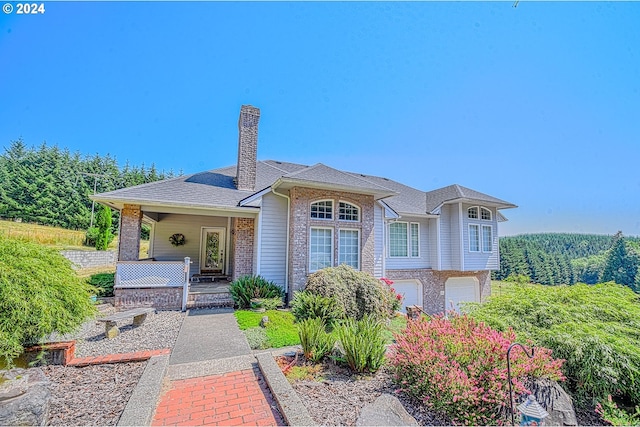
[445,277,479,313]
[392,280,423,314]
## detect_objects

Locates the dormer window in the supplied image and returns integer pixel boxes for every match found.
[338,202,360,222]
[468,207,478,219]
[310,200,333,220]
[481,207,492,221]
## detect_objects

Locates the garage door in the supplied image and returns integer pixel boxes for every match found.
[392,280,423,314]
[445,277,479,313]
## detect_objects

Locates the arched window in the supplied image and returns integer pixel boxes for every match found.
[310,200,333,220]
[338,201,360,222]
[468,207,478,219]
[481,207,492,221]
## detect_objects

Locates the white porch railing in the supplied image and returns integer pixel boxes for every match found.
[115,257,191,311]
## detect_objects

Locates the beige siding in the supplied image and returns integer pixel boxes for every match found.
[385,216,430,270]
[258,193,288,287]
[151,213,228,275]
[374,203,384,277]
[462,204,499,270]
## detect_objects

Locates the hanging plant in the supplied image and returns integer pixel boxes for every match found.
[169,233,186,246]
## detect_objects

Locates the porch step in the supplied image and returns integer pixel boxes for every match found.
[191,274,231,283]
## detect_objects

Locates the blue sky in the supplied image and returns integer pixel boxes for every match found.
[1,2,639,236]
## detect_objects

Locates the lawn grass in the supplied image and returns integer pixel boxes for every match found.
[235,309,407,349]
[235,310,300,348]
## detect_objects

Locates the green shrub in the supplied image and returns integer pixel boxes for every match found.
[467,282,640,407]
[95,205,113,251]
[87,272,115,297]
[84,227,99,247]
[244,327,268,350]
[304,264,395,320]
[0,235,96,365]
[297,318,336,363]
[291,291,342,328]
[389,313,564,425]
[234,310,300,348]
[229,275,284,309]
[337,315,386,373]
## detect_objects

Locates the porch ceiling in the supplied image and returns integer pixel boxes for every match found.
[97,199,258,222]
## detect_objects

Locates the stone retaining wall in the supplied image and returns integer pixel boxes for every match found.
[61,250,117,269]
[115,287,183,310]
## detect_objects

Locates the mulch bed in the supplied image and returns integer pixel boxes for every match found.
[41,361,146,426]
[277,355,607,427]
[277,355,451,426]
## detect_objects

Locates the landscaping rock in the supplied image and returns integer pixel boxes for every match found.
[0,368,50,426]
[260,316,270,327]
[356,393,418,426]
[529,378,577,426]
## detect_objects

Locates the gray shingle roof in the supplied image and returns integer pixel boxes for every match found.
[93,160,515,215]
[424,184,517,213]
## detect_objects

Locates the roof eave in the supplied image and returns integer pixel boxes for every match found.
[273,177,397,200]
[91,195,260,214]
[430,198,517,213]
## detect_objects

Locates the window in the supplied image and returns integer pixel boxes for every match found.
[469,224,480,252]
[482,225,493,252]
[338,229,360,269]
[468,207,478,219]
[338,202,359,221]
[310,200,333,220]
[481,207,492,221]
[410,223,420,257]
[389,222,408,257]
[310,228,333,271]
[389,222,420,257]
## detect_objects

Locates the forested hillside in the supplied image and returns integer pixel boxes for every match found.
[496,232,640,291]
[0,139,175,230]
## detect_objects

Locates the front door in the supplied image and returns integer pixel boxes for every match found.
[200,227,225,274]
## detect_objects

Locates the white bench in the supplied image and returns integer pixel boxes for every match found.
[97,307,156,339]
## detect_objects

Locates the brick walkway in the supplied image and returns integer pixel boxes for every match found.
[152,367,284,426]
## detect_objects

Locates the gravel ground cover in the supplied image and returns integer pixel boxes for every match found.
[72,309,184,357]
[36,308,184,426]
[41,362,146,426]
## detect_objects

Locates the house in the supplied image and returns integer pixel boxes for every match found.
[92,105,516,313]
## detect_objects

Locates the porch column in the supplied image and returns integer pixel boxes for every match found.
[118,204,142,261]
[231,217,255,280]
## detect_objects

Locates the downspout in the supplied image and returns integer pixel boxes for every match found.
[459,202,465,271]
[271,187,290,298]
[255,209,262,276]
[436,216,442,270]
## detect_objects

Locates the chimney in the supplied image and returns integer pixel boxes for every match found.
[236,105,260,191]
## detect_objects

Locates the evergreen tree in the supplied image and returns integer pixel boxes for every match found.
[94,205,112,251]
[601,233,638,288]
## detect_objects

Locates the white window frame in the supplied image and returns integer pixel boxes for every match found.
[338,201,360,222]
[469,224,480,253]
[410,222,420,257]
[482,225,493,252]
[310,200,333,220]
[481,207,492,221]
[338,228,360,270]
[309,227,334,272]
[468,206,478,219]
[388,221,420,258]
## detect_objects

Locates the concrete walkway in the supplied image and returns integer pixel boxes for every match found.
[151,308,284,426]
[170,308,251,365]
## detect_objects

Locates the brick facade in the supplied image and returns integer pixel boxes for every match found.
[118,204,142,261]
[385,269,491,314]
[288,187,375,293]
[115,287,183,310]
[231,217,255,280]
[385,269,490,315]
[236,105,260,191]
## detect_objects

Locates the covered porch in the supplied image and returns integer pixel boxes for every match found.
[112,203,257,310]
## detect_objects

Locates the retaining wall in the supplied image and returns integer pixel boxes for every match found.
[60,250,117,269]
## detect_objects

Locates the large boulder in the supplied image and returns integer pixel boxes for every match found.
[0,368,50,426]
[529,378,577,426]
[356,393,418,426]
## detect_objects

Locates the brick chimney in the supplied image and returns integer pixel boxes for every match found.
[236,105,260,191]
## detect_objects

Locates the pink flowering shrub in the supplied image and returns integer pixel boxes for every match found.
[388,314,564,426]
[380,278,403,313]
